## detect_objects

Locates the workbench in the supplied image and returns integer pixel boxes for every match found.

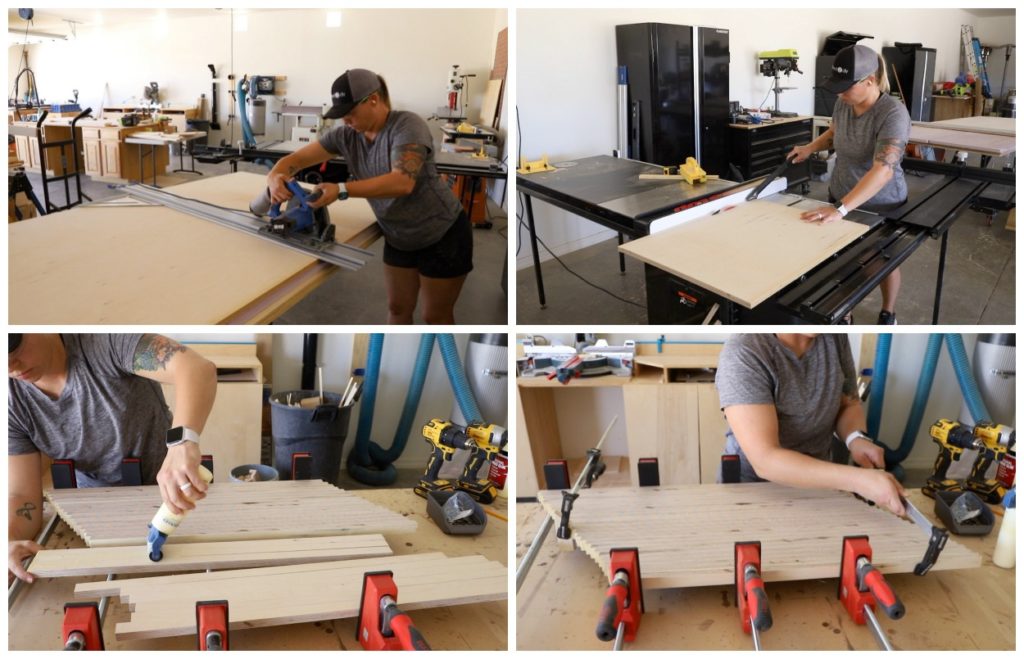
[10,489,507,650]
[516,490,1013,650]
[517,345,727,497]
[8,171,381,324]
[518,154,1014,324]
[727,115,812,189]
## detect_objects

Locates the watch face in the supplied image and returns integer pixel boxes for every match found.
[166,427,184,445]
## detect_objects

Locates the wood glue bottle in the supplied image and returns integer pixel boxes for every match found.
[147,465,214,561]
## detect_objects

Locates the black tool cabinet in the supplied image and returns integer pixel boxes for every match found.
[728,117,812,191]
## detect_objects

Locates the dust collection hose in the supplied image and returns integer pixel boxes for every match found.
[437,333,483,424]
[367,334,435,466]
[349,334,384,471]
[945,333,992,423]
[866,334,892,440]
[881,333,942,468]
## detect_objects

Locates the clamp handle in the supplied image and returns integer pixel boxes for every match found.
[743,564,773,632]
[595,573,629,641]
[385,604,431,651]
[857,558,906,620]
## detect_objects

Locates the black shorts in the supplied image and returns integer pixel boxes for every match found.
[382,212,473,279]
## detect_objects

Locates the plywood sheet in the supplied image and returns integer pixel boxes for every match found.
[480,78,504,128]
[74,552,507,640]
[29,534,392,577]
[926,116,1015,136]
[909,125,1015,156]
[619,200,869,308]
[537,482,981,589]
[9,172,380,324]
[44,479,417,547]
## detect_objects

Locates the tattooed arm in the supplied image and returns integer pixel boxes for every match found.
[307,143,428,208]
[9,452,43,582]
[833,137,908,211]
[132,335,217,514]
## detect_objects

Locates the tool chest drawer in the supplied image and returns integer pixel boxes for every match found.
[728,118,812,188]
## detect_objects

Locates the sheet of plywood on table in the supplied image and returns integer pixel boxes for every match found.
[926,116,1016,136]
[619,200,869,308]
[909,125,1016,156]
[44,479,416,547]
[8,172,378,324]
[696,383,727,484]
[29,534,392,577]
[537,482,981,589]
[74,552,506,640]
[622,384,700,487]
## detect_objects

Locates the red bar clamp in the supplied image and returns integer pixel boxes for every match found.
[838,535,906,625]
[357,571,430,650]
[196,600,229,650]
[594,547,645,644]
[63,602,104,650]
[734,541,773,636]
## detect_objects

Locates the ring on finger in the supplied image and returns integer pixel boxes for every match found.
[179,482,192,491]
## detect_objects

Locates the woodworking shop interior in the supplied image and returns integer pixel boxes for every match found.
[516,7,1015,325]
[515,332,1015,650]
[8,8,509,324]
[8,332,508,650]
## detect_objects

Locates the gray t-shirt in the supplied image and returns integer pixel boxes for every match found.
[715,334,858,482]
[319,110,463,250]
[8,334,172,486]
[829,93,911,211]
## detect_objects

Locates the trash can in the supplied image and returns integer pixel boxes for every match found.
[270,390,352,484]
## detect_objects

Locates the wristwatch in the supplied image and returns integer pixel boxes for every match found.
[844,429,870,448]
[337,182,349,201]
[834,201,849,218]
[166,426,200,448]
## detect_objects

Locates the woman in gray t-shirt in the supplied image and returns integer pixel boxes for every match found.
[789,45,911,325]
[266,69,470,325]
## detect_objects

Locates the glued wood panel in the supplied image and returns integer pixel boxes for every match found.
[537,482,981,589]
[619,200,869,308]
[44,479,417,547]
[9,172,380,324]
[74,552,507,640]
[29,534,392,577]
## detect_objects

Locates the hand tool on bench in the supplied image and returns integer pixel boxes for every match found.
[147,465,214,562]
[594,548,644,650]
[516,415,618,593]
[457,422,509,504]
[413,419,472,499]
[357,571,431,650]
[735,541,773,650]
[838,535,906,651]
[745,152,797,201]
[900,495,949,576]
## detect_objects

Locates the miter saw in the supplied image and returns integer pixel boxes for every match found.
[249,180,336,245]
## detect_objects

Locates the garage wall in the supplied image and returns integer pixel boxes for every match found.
[8,8,505,158]
[516,8,1016,267]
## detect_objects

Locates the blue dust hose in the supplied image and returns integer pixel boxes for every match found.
[945,333,991,423]
[368,334,435,467]
[866,334,892,440]
[437,334,483,424]
[349,334,384,468]
[879,334,942,467]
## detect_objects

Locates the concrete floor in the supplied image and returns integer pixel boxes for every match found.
[19,159,508,325]
[516,176,1015,325]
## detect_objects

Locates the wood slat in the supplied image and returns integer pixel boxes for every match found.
[44,480,416,547]
[537,483,981,589]
[29,534,392,577]
[75,553,507,640]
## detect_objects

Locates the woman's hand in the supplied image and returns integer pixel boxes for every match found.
[852,468,907,516]
[800,206,842,224]
[156,443,207,515]
[9,540,42,584]
[267,173,294,205]
[307,183,341,209]
[849,437,885,469]
[787,144,816,163]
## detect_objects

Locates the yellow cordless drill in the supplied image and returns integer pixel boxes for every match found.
[457,423,508,504]
[414,419,472,499]
[922,419,978,499]
[964,422,1015,504]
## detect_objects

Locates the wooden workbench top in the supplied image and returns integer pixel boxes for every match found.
[9,488,507,650]
[729,115,813,130]
[516,490,1012,650]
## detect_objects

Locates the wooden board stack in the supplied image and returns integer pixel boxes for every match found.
[29,535,393,577]
[44,479,418,547]
[537,483,982,589]
[75,553,508,640]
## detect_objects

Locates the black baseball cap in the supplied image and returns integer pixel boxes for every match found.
[9,333,23,353]
[819,44,878,94]
[323,69,382,119]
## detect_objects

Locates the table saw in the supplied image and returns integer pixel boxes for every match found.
[519,154,1014,324]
